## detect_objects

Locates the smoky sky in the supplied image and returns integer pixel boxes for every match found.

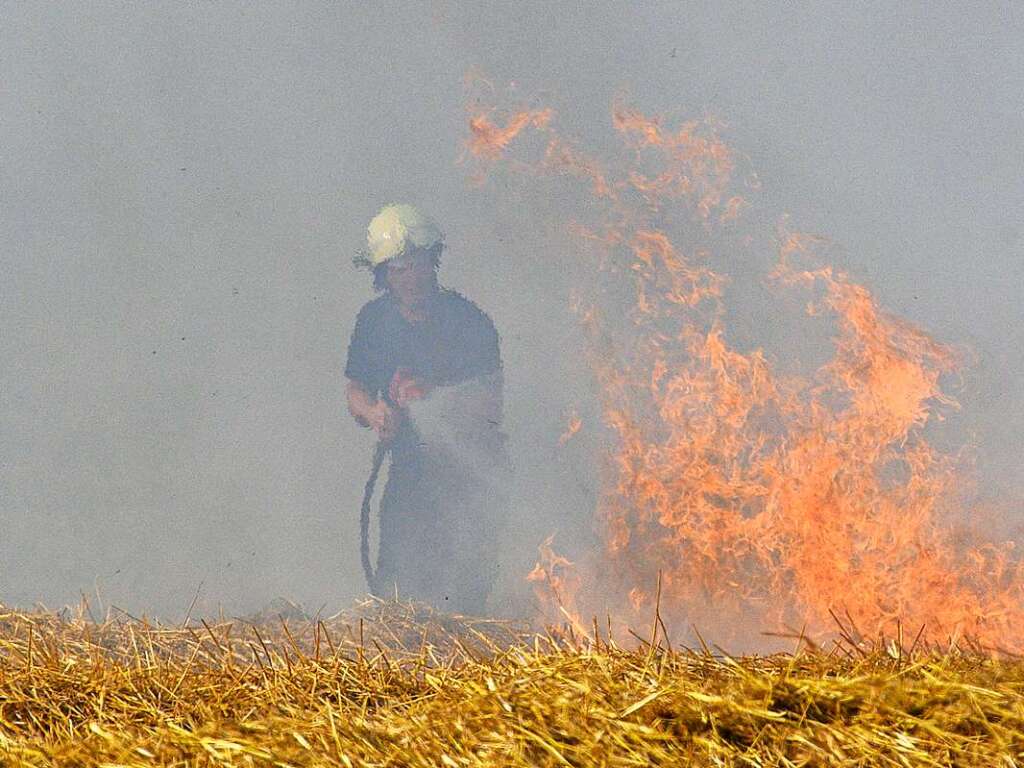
[2,1,1022,620]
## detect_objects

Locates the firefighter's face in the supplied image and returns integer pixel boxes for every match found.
[386,250,437,307]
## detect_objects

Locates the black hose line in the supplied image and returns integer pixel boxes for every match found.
[360,441,389,596]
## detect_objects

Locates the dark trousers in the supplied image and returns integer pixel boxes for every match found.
[374,443,503,615]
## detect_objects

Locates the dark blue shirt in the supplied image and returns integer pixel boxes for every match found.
[344,290,501,397]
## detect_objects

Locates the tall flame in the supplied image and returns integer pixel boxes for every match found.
[465,90,1024,651]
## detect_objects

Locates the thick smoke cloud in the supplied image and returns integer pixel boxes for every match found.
[2,2,1021,621]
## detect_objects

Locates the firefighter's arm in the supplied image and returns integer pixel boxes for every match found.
[464,370,504,426]
[482,369,504,424]
[346,379,399,441]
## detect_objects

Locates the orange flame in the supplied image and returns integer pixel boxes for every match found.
[467,87,1024,651]
[526,535,586,635]
[466,109,553,159]
[558,410,582,447]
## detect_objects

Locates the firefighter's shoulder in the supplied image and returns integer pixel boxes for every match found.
[439,289,496,330]
[353,293,393,325]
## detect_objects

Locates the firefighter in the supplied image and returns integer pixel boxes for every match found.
[345,204,508,614]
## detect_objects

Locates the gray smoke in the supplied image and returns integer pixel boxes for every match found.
[2,2,1021,621]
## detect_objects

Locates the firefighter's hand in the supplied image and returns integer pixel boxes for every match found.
[389,369,431,408]
[367,400,400,443]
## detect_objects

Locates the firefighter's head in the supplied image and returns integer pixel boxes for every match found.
[362,204,443,301]
[378,246,441,308]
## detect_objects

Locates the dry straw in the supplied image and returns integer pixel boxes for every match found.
[1,597,1023,766]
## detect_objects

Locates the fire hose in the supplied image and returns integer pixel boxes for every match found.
[360,440,389,596]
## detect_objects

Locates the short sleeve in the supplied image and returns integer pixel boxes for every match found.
[458,300,501,380]
[344,304,380,392]
[478,312,501,375]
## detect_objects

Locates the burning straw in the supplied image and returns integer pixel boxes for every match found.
[464,85,1024,653]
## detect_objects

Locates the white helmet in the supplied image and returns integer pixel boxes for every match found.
[364,204,444,266]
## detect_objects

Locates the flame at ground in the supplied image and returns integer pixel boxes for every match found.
[465,92,1024,651]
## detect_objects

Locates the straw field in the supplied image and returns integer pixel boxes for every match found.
[1,599,1023,766]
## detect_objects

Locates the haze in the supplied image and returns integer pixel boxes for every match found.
[2,2,1022,620]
